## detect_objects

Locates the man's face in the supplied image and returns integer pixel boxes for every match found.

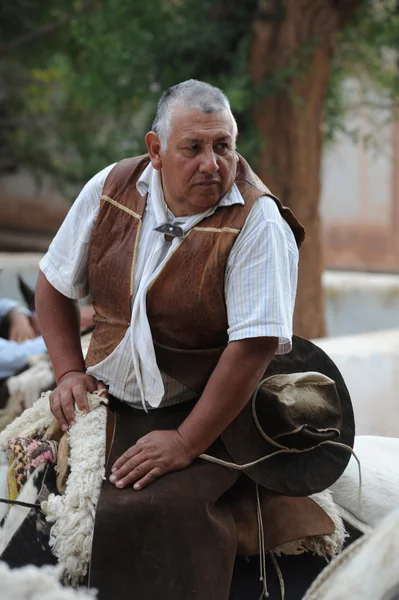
[146,105,237,216]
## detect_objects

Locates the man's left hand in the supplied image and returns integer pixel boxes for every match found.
[109,430,195,491]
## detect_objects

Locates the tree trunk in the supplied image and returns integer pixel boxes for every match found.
[249,0,365,339]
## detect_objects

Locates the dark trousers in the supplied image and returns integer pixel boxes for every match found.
[89,398,240,600]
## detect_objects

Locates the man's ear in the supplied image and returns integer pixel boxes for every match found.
[145,131,162,170]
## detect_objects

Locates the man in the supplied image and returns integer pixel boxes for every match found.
[35,79,302,599]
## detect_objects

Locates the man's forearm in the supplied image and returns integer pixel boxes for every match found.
[35,271,85,382]
[177,336,278,458]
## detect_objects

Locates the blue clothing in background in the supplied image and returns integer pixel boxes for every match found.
[0,298,46,379]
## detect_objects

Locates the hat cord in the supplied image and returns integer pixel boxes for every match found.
[200,384,361,600]
[256,482,268,598]
[200,376,362,497]
[270,552,285,600]
[199,440,362,506]
[256,482,286,600]
[250,389,362,497]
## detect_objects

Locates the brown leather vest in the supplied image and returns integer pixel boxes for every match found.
[85,153,305,392]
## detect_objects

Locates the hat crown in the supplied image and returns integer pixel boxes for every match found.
[254,372,343,448]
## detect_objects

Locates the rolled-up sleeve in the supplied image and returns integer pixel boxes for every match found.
[225,196,299,355]
[39,164,115,299]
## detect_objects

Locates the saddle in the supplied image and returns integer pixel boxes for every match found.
[0,332,350,585]
[100,407,335,561]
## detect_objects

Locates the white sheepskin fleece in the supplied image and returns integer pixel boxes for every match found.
[0,392,54,446]
[303,506,399,600]
[307,489,347,557]
[0,561,96,599]
[7,359,55,409]
[0,390,107,588]
[273,488,347,559]
[41,392,108,587]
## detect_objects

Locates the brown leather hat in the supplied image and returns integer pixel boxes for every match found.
[221,336,355,496]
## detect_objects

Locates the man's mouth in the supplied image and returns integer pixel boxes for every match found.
[194,180,220,186]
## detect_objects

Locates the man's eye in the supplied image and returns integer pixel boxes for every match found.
[216,143,229,151]
[188,145,200,151]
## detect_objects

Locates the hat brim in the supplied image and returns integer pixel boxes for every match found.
[221,335,355,496]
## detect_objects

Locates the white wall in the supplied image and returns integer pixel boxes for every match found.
[320,80,394,226]
[314,329,399,437]
[324,271,399,337]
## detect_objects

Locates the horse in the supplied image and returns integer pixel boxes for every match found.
[1,408,396,599]
[0,333,397,599]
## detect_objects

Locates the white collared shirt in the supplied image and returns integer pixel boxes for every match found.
[40,161,299,409]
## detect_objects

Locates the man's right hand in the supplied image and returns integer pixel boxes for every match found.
[50,371,107,431]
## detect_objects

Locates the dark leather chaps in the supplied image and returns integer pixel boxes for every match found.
[89,398,240,600]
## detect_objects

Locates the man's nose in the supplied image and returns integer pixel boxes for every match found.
[199,149,219,174]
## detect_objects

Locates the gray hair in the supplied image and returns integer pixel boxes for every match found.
[152,79,238,150]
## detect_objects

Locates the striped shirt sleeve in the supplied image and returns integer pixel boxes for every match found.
[39,164,115,299]
[225,196,298,355]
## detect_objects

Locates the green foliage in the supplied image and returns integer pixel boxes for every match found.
[0,0,260,182]
[1,0,398,190]
[325,0,399,144]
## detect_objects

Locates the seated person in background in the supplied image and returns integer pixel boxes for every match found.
[0,298,46,379]
[0,298,95,380]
